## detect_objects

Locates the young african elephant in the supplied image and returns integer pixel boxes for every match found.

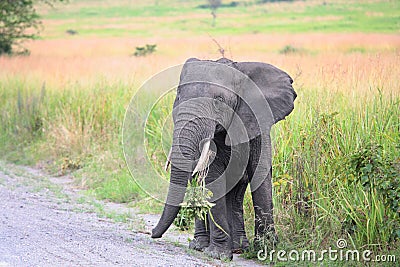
[151,58,296,260]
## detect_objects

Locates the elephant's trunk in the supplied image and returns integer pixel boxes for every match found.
[152,116,215,238]
[151,164,190,238]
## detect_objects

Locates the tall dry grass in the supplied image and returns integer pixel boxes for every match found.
[1,33,398,88]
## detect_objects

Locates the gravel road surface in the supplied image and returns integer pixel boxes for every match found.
[0,163,263,267]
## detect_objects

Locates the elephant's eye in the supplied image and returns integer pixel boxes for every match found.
[213,96,224,109]
[215,96,223,102]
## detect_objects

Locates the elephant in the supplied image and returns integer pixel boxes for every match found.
[151,57,297,260]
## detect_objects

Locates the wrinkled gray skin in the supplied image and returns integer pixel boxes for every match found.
[151,58,297,260]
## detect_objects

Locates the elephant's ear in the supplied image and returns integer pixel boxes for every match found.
[227,62,296,145]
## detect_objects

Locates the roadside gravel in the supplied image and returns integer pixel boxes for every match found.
[0,163,263,267]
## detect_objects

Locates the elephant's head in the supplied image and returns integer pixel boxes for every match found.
[151,58,296,238]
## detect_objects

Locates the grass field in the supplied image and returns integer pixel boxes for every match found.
[0,0,399,265]
[38,0,400,37]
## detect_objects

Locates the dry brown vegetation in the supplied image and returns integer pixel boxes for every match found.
[1,33,399,93]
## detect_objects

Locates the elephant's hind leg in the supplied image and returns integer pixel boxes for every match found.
[247,136,278,249]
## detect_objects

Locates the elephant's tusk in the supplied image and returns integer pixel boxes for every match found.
[164,148,172,171]
[192,139,211,176]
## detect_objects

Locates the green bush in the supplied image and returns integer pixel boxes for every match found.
[348,143,400,214]
[279,45,301,54]
[133,44,157,57]
[347,143,400,240]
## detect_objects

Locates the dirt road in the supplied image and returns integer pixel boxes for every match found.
[0,163,262,267]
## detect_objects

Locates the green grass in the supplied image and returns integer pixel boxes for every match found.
[0,77,142,203]
[40,0,400,38]
[260,90,400,264]
[45,4,194,19]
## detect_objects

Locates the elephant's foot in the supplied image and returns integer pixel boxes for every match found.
[232,236,249,254]
[189,237,209,252]
[204,244,233,261]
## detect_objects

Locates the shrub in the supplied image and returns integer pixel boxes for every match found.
[133,44,157,57]
[347,143,400,240]
[279,45,301,54]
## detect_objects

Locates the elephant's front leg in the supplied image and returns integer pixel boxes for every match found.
[204,172,233,260]
[227,177,249,252]
[189,218,209,251]
[226,142,251,252]
[193,164,248,254]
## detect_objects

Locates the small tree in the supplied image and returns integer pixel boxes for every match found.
[208,0,221,27]
[0,0,65,55]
